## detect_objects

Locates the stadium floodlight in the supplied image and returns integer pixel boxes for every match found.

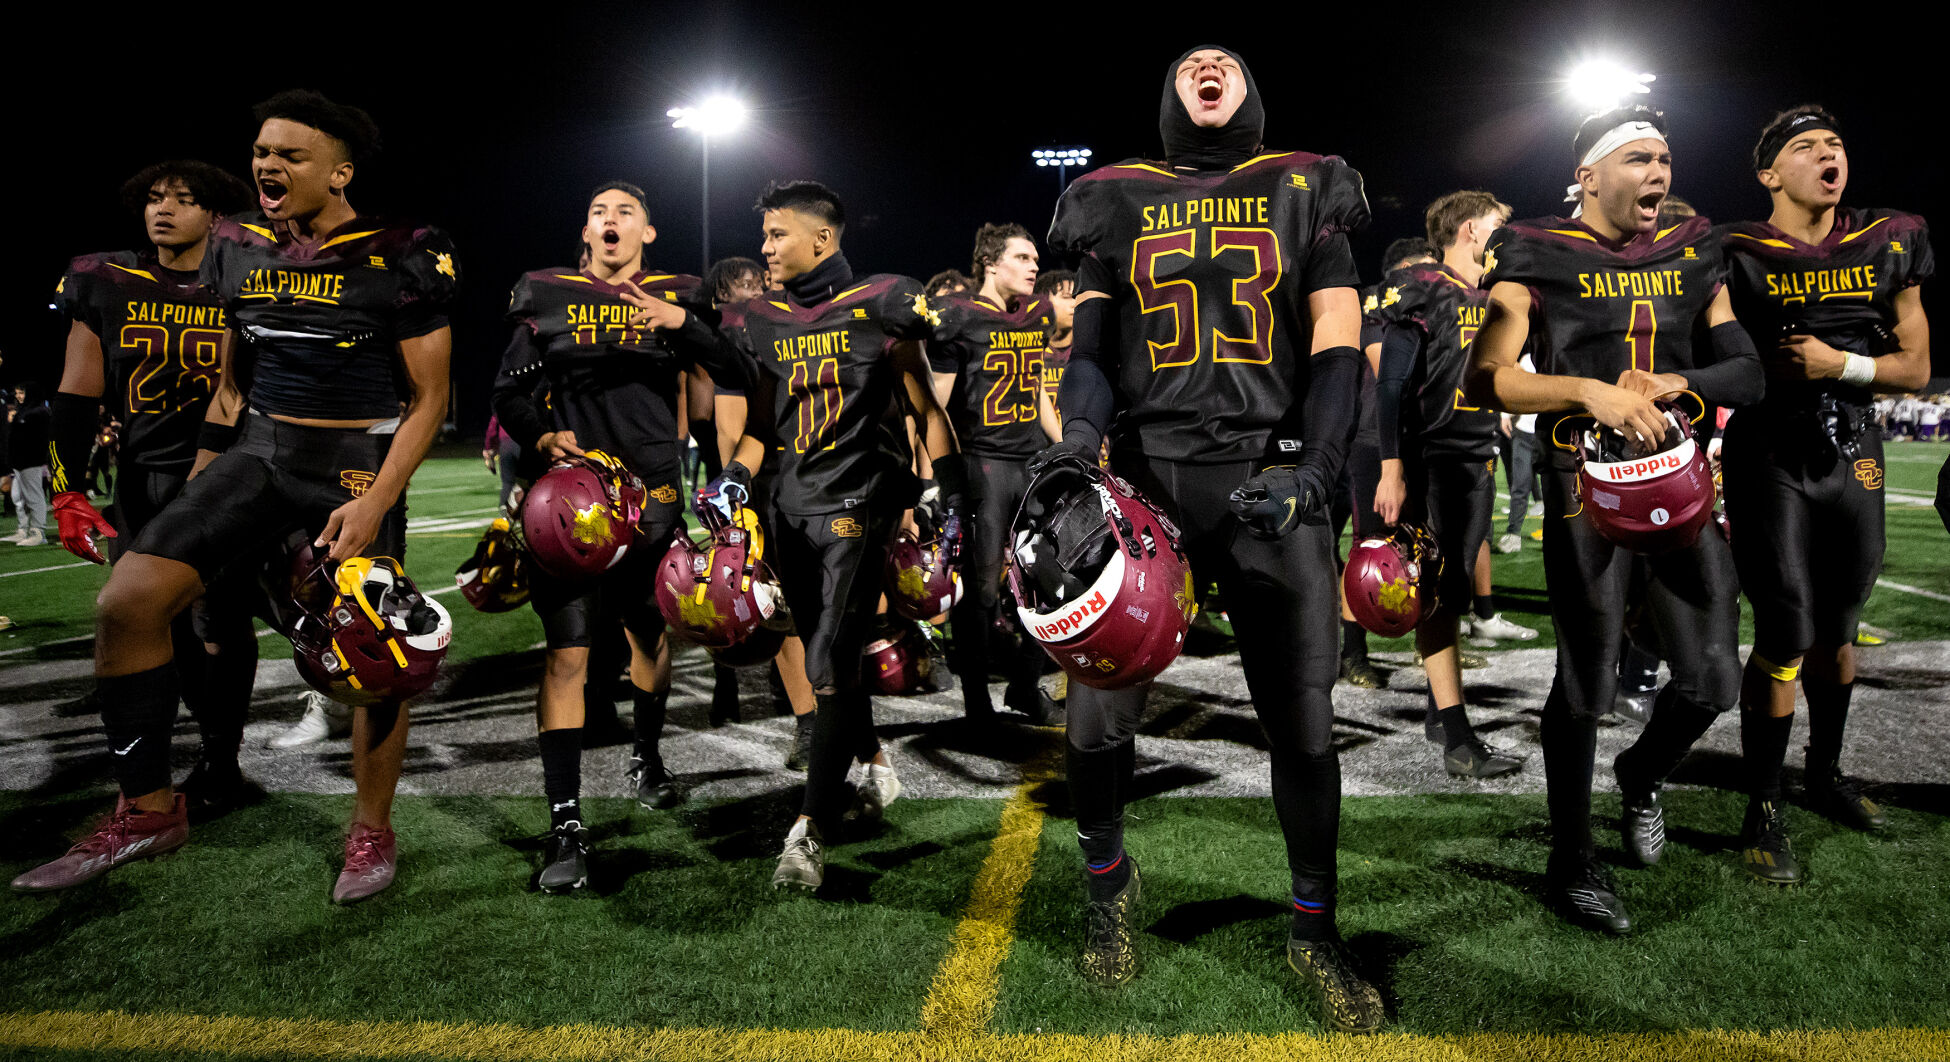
[1032,146,1093,188]
[1566,60,1656,111]
[668,96,749,272]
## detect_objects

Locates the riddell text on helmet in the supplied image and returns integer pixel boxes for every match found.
[1032,588,1109,642]
[1594,451,1685,482]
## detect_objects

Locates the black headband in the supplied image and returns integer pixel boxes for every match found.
[1754,110,1841,171]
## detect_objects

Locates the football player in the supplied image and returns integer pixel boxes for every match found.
[696,256,770,727]
[929,223,1062,723]
[710,180,964,892]
[492,180,746,892]
[1466,106,1763,932]
[1373,191,1524,778]
[1039,46,1381,1031]
[45,161,262,818]
[11,91,459,904]
[1720,107,1932,880]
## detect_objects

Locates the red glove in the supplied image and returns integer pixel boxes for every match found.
[52,492,116,564]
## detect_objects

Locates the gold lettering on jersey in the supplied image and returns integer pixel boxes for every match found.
[1764,265,1878,299]
[1139,196,1270,232]
[1456,304,1486,328]
[124,301,227,328]
[1576,270,1685,299]
[239,269,347,303]
[566,303,639,328]
[772,329,852,362]
[986,330,1046,350]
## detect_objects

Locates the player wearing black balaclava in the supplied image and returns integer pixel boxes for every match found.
[1039,45,1380,1032]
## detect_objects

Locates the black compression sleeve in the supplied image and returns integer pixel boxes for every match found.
[491,325,553,450]
[1685,321,1764,408]
[1056,296,1117,448]
[1292,346,1362,482]
[1375,324,1423,462]
[48,392,98,495]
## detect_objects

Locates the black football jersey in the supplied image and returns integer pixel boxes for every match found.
[1375,263,1497,458]
[57,250,227,474]
[720,275,936,515]
[201,214,459,420]
[1721,207,1932,410]
[927,293,1054,459]
[1482,215,1722,445]
[498,268,715,498]
[1046,151,1369,463]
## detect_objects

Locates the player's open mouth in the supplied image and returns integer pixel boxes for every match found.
[601,229,621,248]
[1820,165,1841,188]
[1197,76,1224,103]
[259,178,288,212]
[1636,191,1663,218]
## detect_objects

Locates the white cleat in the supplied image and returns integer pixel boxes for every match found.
[1468,613,1538,642]
[1494,533,1522,554]
[845,759,903,824]
[268,691,352,749]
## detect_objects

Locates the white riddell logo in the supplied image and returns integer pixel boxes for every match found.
[1033,589,1108,641]
[1599,453,1682,481]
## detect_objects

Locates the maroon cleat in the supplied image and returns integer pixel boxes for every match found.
[11,794,188,892]
[332,823,397,904]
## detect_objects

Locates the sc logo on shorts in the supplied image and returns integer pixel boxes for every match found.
[830,516,863,538]
[1853,459,1883,490]
[340,470,377,497]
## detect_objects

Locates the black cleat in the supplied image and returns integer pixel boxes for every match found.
[176,761,264,823]
[1806,768,1887,832]
[1286,938,1385,1034]
[1619,792,1667,867]
[1004,681,1066,728]
[538,822,589,893]
[1080,858,1141,986]
[627,757,685,810]
[1444,739,1523,779]
[1612,689,1655,725]
[1740,800,1801,885]
[1547,855,1632,934]
[1339,657,1385,689]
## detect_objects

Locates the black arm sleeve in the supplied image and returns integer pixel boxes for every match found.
[1056,295,1118,449]
[490,325,553,450]
[1685,321,1765,409]
[1374,323,1423,462]
[48,392,98,495]
[666,311,757,394]
[1289,346,1362,484]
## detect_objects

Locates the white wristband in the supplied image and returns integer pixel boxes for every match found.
[1839,352,1877,388]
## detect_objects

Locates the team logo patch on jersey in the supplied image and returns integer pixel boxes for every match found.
[650,484,679,504]
[910,293,941,327]
[853,308,868,318]
[1853,459,1884,490]
[1683,247,1697,259]
[1290,174,1310,190]
[340,470,376,497]
[830,516,863,538]
[432,252,456,278]
[1891,241,1907,255]
[368,256,388,269]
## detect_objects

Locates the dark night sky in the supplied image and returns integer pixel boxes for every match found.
[12,2,1940,429]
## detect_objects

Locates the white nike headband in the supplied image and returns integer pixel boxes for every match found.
[1565,120,1669,212]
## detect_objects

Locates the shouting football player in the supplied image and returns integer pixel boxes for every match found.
[711,180,965,892]
[1720,107,1932,881]
[1466,106,1763,932]
[1039,46,1381,1031]
[45,161,262,820]
[1372,191,1524,779]
[929,223,1063,724]
[492,180,748,892]
[13,92,459,904]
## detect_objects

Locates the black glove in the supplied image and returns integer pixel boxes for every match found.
[1228,464,1328,540]
[1027,438,1096,477]
[915,487,964,563]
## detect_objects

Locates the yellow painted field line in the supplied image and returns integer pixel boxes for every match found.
[5,1010,1948,1061]
[917,732,1063,1041]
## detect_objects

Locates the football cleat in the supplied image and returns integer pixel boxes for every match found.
[1286,938,1385,1034]
[1619,792,1667,867]
[1080,857,1141,987]
[332,823,397,904]
[176,760,264,823]
[1806,768,1886,831]
[1493,532,1523,554]
[1004,679,1066,727]
[1339,657,1385,689]
[1467,613,1538,641]
[1853,630,1886,647]
[845,760,903,823]
[10,794,188,893]
[269,690,352,749]
[627,756,685,810]
[538,822,590,894]
[1444,739,1523,779]
[1547,854,1632,934]
[1459,650,1489,670]
[1740,800,1801,885]
[1609,689,1656,726]
[772,819,823,891]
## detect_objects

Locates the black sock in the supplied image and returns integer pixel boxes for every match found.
[188,615,257,774]
[1541,698,1597,863]
[98,665,182,798]
[1618,687,1720,793]
[768,662,792,716]
[1436,704,1476,752]
[1803,676,1854,776]
[1290,889,1335,942]
[712,663,740,706]
[538,728,582,829]
[632,688,668,766]
[1273,746,1341,942]
[1340,620,1369,663]
[803,692,859,828]
[1740,708,1793,803]
[1069,737,1133,901]
[1473,595,1495,622]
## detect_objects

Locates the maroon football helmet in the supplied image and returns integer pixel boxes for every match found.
[885,528,962,623]
[656,509,782,650]
[520,452,644,580]
[1006,456,1195,691]
[290,556,453,708]
[1577,403,1716,554]
[1343,523,1442,638]
[453,517,531,612]
[863,617,951,696]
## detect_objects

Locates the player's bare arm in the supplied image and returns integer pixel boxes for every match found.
[899,339,958,461]
[1471,281,1666,446]
[190,330,244,478]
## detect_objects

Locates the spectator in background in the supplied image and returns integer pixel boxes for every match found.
[1495,354,1543,552]
[484,413,519,510]
[7,382,51,546]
